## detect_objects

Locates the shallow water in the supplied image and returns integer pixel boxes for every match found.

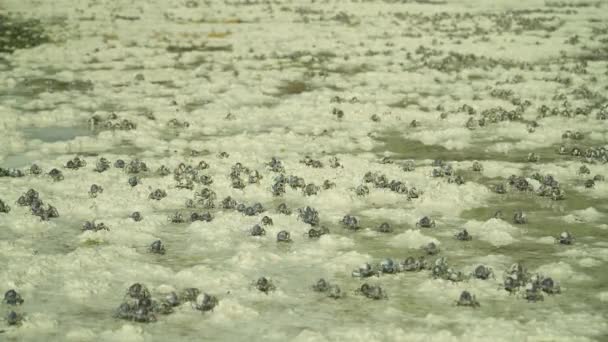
[1,0,608,341]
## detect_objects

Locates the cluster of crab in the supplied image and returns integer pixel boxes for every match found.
[300,155,323,168]
[248,216,274,236]
[583,174,604,189]
[271,173,321,197]
[558,145,608,164]
[167,118,190,129]
[3,289,24,326]
[89,113,137,131]
[311,279,343,299]
[0,167,25,178]
[114,283,218,323]
[537,103,592,120]
[122,159,149,174]
[430,160,465,185]
[16,189,59,221]
[65,156,87,170]
[361,171,422,197]
[168,211,213,224]
[173,161,213,190]
[229,162,262,190]
[220,197,265,217]
[503,263,561,302]
[82,220,109,232]
[530,173,566,200]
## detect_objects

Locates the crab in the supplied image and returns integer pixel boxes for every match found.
[167,212,185,223]
[221,196,237,210]
[155,165,171,177]
[276,231,292,242]
[193,293,219,312]
[48,168,64,181]
[250,224,266,236]
[585,179,595,188]
[472,265,494,280]
[0,199,10,213]
[18,189,39,207]
[255,277,276,294]
[402,160,416,172]
[329,156,342,168]
[128,176,140,187]
[261,216,273,226]
[352,263,377,278]
[114,159,126,168]
[180,288,201,302]
[130,211,143,222]
[556,231,574,245]
[312,278,331,292]
[127,283,151,301]
[278,203,292,215]
[308,226,329,238]
[523,284,544,302]
[271,179,286,196]
[266,157,284,173]
[533,275,561,295]
[149,240,166,255]
[288,176,306,189]
[377,222,393,233]
[149,189,167,200]
[422,242,440,255]
[357,283,387,300]
[579,165,591,175]
[163,292,180,307]
[95,157,111,173]
[89,184,104,198]
[6,311,23,326]
[408,187,421,199]
[454,229,472,241]
[303,183,320,196]
[416,216,435,228]
[513,210,528,224]
[3,289,24,305]
[493,183,507,194]
[551,188,566,200]
[29,163,42,175]
[341,215,360,230]
[379,258,398,274]
[456,291,480,308]
[322,180,336,190]
[355,184,370,196]
[527,153,540,162]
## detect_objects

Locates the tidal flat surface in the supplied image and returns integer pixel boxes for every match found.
[1,0,608,341]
